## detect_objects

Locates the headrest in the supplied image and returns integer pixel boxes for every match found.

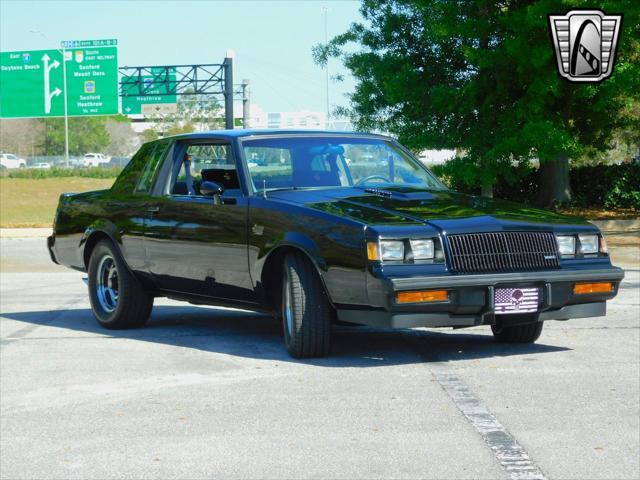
[201,168,240,189]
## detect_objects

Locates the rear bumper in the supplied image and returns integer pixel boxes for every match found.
[337,266,624,328]
[46,235,59,264]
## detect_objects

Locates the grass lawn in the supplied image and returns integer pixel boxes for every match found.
[0,177,115,227]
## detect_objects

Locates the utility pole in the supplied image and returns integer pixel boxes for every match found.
[30,30,70,167]
[321,7,330,128]
[224,52,234,130]
[61,46,69,168]
[242,79,250,129]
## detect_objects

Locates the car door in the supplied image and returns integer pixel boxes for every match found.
[143,140,255,303]
[111,140,171,273]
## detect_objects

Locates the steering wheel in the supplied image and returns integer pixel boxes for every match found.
[355,175,392,186]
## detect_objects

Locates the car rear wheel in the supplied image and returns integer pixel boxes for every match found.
[88,240,153,329]
[491,321,544,343]
[281,252,333,358]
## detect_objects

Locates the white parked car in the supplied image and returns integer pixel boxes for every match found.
[83,153,111,167]
[32,162,52,170]
[0,153,26,169]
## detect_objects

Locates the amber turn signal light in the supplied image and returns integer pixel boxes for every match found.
[396,289,448,304]
[367,242,379,261]
[573,282,613,295]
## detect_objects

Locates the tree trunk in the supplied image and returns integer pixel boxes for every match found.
[481,183,494,198]
[538,154,572,207]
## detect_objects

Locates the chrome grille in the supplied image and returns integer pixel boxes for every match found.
[447,232,560,273]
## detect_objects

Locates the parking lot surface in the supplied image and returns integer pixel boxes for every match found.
[1,237,638,479]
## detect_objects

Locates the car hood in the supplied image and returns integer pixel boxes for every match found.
[268,186,591,231]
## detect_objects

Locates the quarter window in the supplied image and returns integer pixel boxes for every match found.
[111,143,155,194]
[135,141,169,193]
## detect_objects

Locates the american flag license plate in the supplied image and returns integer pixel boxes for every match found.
[494,287,539,315]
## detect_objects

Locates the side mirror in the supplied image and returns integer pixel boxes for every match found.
[200,181,224,197]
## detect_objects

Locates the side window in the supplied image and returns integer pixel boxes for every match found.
[170,143,240,197]
[135,142,168,193]
[244,146,292,191]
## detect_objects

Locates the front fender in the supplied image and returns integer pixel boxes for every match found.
[280,231,327,272]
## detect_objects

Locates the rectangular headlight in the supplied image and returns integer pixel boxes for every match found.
[556,235,576,256]
[579,234,598,254]
[380,240,404,261]
[409,239,434,259]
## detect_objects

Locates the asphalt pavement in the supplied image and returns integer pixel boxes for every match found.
[1,238,638,479]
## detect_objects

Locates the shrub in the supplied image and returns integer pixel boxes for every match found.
[570,163,640,209]
[7,166,123,180]
[430,162,640,210]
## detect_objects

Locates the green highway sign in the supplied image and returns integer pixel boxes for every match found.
[61,39,117,48]
[0,40,118,118]
[121,67,177,115]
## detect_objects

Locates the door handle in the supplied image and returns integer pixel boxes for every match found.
[147,206,160,213]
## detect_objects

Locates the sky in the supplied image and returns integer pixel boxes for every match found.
[0,0,363,115]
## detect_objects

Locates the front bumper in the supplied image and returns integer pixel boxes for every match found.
[337,267,625,328]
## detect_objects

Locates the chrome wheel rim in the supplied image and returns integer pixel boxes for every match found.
[96,255,118,313]
[283,272,294,338]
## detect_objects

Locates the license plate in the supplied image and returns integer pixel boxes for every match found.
[494,287,539,315]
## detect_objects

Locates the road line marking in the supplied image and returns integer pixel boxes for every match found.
[429,362,547,480]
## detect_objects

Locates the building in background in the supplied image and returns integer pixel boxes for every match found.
[128,103,341,135]
[248,104,326,130]
[417,149,456,166]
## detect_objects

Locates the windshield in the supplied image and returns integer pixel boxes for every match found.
[241,136,446,192]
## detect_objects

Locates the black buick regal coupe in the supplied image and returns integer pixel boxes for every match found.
[48,130,624,358]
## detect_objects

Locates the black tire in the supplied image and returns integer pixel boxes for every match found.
[88,240,153,329]
[281,252,333,358]
[491,321,544,343]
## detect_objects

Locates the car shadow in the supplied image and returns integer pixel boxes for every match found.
[1,305,570,367]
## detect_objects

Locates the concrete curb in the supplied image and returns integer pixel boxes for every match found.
[592,219,640,233]
[0,228,52,238]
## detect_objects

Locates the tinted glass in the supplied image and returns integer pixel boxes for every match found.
[242,136,445,192]
[111,142,155,194]
[171,143,240,196]
[135,141,169,193]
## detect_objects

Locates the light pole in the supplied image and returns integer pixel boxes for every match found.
[321,7,330,128]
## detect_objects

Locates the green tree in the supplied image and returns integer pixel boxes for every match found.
[141,128,159,143]
[38,116,110,156]
[315,0,640,205]
[145,90,222,136]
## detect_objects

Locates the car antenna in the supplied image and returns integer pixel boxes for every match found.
[263,179,267,199]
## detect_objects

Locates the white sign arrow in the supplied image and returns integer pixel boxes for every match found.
[42,53,61,114]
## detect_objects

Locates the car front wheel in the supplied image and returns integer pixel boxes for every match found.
[491,320,544,343]
[281,252,333,358]
[88,240,153,329]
